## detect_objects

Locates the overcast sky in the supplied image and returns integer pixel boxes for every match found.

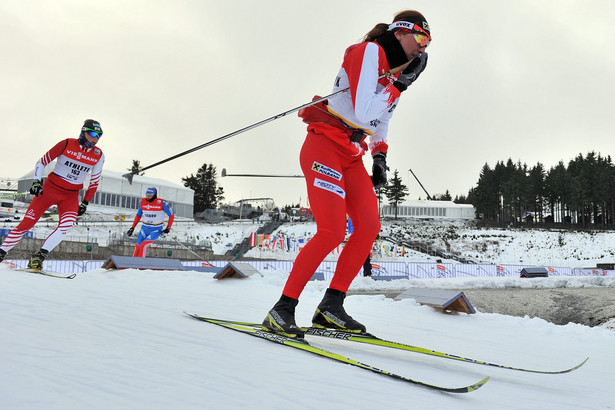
[1,0,614,206]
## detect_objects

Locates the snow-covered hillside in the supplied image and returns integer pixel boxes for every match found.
[5,216,615,268]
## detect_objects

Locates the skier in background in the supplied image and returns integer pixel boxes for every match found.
[126,187,174,257]
[262,10,430,338]
[0,119,105,270]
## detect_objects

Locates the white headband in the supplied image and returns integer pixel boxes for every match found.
[388,21,417,31]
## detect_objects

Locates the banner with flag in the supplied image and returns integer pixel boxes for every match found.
[249,232,257,247]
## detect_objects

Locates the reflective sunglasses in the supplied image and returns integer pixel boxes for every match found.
[83,127,103,138]
[413,33,431,48]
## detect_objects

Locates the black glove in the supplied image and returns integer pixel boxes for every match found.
[162,227,170,235]
[77,200,88,216]
[371,153,389,189]
[127,227,134,237]
[393,52,428,92]
[30,180,43,196]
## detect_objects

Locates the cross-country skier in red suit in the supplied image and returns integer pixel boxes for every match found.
[0,119,105,270]
[263,10,431,338]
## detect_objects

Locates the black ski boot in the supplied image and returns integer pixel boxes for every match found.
[0,249,6,263]
[262,295,305,339]
[312,288,367,333]
[27,249,49,271]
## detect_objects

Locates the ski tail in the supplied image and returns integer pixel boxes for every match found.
[15,268,77,279]
[302,327,589,375]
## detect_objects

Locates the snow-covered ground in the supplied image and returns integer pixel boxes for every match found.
[1,265,614,409]
[3,215,615,408]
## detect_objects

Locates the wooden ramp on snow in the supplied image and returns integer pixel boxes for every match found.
[394,288,476,314]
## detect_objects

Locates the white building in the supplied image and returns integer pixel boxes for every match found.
[17,168,194,218]
[381,200,475,219]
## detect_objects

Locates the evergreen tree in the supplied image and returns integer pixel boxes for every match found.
[568,153,592,224]
[182,163,224,213]
[592,153,614,224]
[384,170,408,219]
[545,161,569,223]
[500,158,521,222]
[454,194,469,204]
[433,190,452,201]
[527,163,546,222]
[375,185,386,217]
[128,160,144,176]
[598,155,615,224]
[473,163,499,220]
[215,186,225,209]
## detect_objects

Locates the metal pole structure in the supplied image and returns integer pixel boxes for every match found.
[408,168,433,200]
[122,62,410,184]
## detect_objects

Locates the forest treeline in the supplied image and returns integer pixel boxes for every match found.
[465,151,615,225]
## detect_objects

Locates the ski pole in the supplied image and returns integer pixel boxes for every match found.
[221,168,304,178]
[122,62,410,184]
[0,192,28,200]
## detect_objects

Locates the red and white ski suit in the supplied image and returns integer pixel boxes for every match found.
[283,41,403,299]
[0,139,104,253]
